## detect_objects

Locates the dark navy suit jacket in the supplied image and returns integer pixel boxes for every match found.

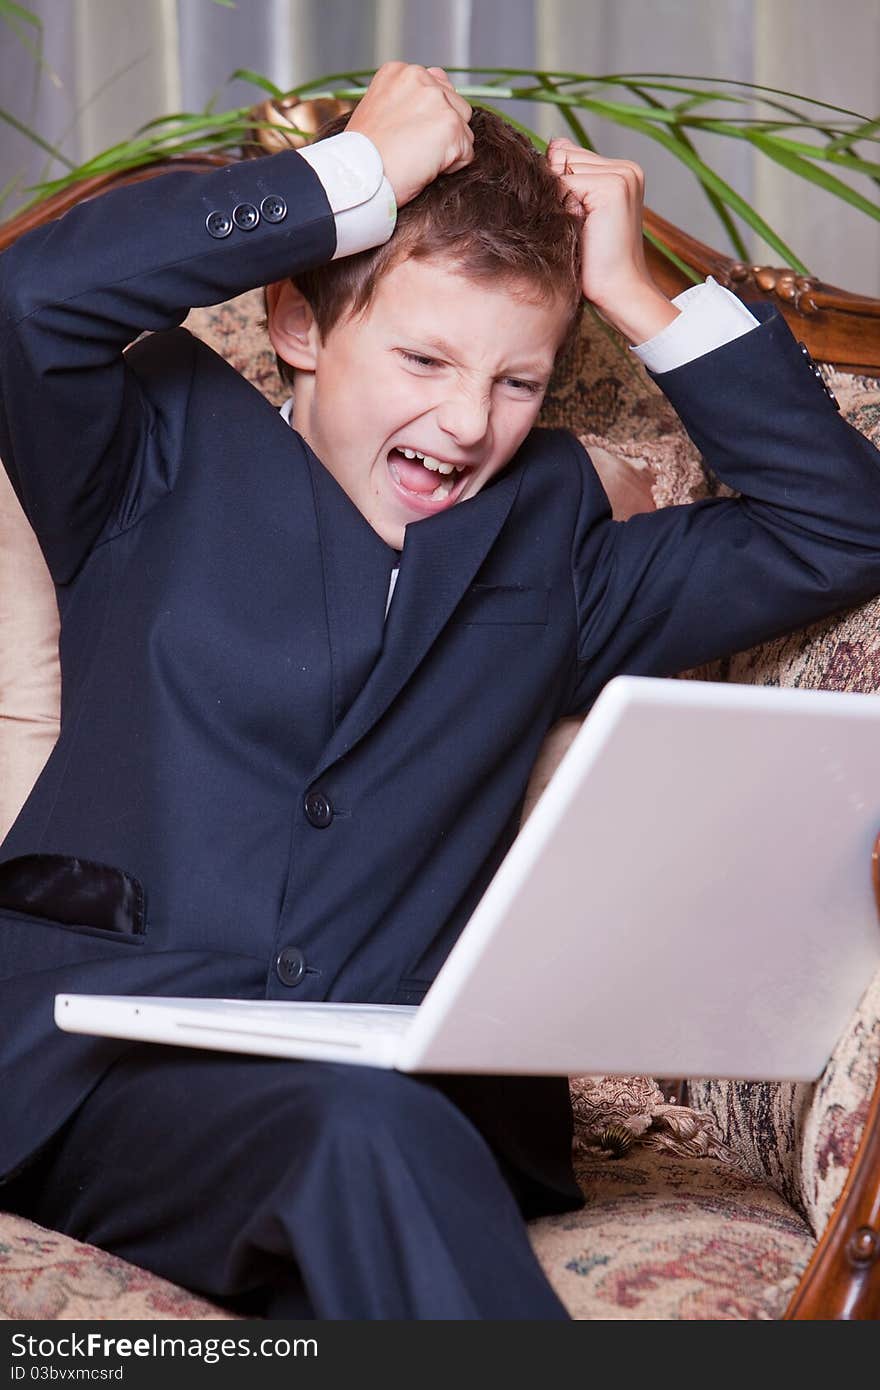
[2,147,880,1185]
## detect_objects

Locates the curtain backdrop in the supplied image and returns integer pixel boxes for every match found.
[1,0,878,293]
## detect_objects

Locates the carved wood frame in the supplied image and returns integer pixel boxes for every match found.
[643,208,880,378]
[1,145,878,1322]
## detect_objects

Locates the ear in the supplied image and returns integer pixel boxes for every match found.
[266,279,320,372]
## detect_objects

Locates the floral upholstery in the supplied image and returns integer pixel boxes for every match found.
[2,287,879,1320]
[532,1148,813,1319]
[687,951,880,1244]
[678,373,880,1245]
[0,1217,238,1320]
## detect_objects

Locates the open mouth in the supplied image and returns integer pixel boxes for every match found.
[387,447,467,505]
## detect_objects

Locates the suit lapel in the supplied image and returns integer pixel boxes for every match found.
[305,445,397,728]
[313,460,523,778]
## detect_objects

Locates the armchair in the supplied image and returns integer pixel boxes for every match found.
[1,126,879,1320]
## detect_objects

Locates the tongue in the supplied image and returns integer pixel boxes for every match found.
[390,449,444,495]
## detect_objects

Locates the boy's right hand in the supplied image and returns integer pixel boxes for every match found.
[347,62,474,208]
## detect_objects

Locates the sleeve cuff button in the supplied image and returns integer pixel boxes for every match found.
[206,210,233,239]
[232,202,260,231]
[260,194,287,223]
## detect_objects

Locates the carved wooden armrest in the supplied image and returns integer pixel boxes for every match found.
[644,207,880,377]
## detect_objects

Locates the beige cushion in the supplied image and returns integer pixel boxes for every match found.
[0,465,60,843]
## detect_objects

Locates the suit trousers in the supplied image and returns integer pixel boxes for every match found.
[4,1045,582,1319]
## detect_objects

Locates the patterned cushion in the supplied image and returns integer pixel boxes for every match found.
[529,1145,814,1319]
[540,306,685,441]
[688,966,880,1240]
[0,1213,238,1320]
[679,374,880,1239]
[187,290,288,409]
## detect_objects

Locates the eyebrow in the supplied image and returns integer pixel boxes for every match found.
[410,335,552,378]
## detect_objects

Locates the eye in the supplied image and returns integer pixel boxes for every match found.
[503,377,543,396]
[400,351,440,369]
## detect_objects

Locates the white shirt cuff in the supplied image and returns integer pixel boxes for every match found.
[631,275,760,373]
[297,130,397,260]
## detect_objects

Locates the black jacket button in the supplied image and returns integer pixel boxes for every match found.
[276,946,306,987]
[205,210,233,239]
[260,194,287,224]
[304,790,333,828]
[232,202,259,231]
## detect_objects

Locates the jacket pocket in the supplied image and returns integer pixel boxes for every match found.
[456,584,550,625]
[0,855,146,939]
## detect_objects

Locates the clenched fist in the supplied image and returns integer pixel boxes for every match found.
[546,138,678,345]
[348,62,475,209]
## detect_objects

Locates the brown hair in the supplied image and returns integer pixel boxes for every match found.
[271,106,584,387]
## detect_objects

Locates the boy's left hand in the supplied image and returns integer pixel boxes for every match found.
[547,137,679,346]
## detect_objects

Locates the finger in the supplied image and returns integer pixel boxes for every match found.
[547,136,584,162]
[422,65,471,119]
[553,150,640,171]
[555,171,643,211]
[546,138,575,169]
[558,166,642,182]
[439,84,473,125]
[445,126,476,174]
[553,150,644,181]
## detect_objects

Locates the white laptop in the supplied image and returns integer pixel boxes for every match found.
[55,674,880,1081]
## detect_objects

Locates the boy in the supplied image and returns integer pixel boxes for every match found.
[1,62,880,1320]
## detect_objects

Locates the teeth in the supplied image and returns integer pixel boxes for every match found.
[430,479,454,501]
[400,448,456,475]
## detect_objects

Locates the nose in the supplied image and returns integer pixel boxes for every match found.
[435,384,491,448]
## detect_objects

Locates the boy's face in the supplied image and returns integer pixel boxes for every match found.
[280,254,571,550]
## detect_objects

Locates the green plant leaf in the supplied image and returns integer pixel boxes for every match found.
[543,92,810,270]
[229,69,285,99]
[747,131,880,221]
[0,106,75,167]
[0,0,63,92]
[537,72,594,150]
[826,117,880,153]
[623,80,749,260]
[132,107,254,139]
[0,170,24,215]
[642,226,703,284]
[0,0,39,28]
[675,119,880,181]
[594,72,873,123]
